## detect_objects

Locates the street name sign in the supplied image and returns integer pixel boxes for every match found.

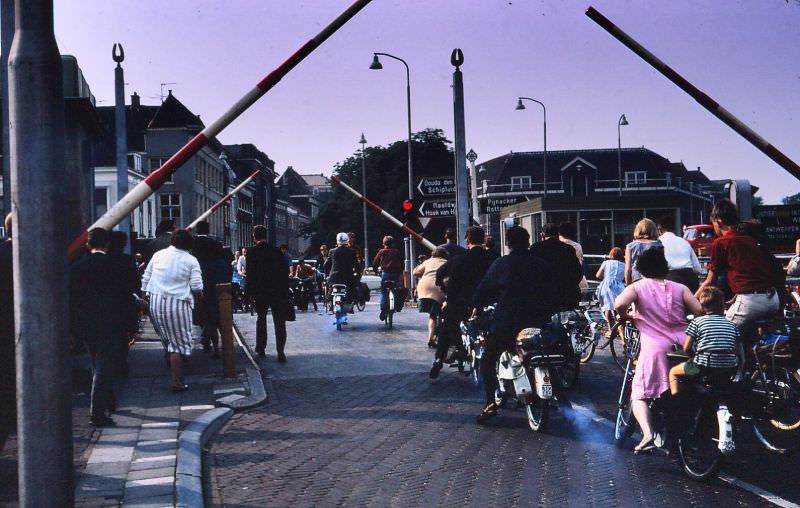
[417,177,456,196]
[480,196,527,214]
[419,199,456,218]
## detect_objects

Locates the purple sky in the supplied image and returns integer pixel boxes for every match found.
[51,0,799,203]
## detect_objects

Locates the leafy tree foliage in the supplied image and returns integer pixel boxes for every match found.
[302,128,454,258]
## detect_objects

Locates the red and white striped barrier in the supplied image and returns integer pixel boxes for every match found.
[586,7,800,182]
[188,169,261,230]
[331,175,436,251]
[68,0,373,260]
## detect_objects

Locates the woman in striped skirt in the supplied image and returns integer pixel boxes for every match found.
[141,229,203,392]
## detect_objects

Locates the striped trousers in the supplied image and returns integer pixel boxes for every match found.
[149,294,194,356]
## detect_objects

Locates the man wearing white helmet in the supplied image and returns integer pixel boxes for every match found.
[323,232,362,301]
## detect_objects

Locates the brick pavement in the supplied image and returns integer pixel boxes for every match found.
[0,317,253,507]
[207,305,780,507]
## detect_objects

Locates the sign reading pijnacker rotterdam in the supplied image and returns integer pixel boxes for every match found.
[419,199,456,218]
[753,204,800,253]
[480,196,527,214]
[417,177,456,196]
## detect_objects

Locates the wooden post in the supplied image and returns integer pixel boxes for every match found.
[216,283,236,378]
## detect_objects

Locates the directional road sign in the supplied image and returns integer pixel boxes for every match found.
[480,196,527,214]
[419,199,456,218]
[417,177,456,197]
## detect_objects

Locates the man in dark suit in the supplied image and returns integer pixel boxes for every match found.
[142,218,175,263]
[246,225,289,362]
[107,231,141,377]
[529,222,583,311]
[192,220,230,357]
[70,228,127,426]
[0,213,14,447]
[431,226,494,378]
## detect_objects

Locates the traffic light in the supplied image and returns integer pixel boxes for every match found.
[402,199,414,221]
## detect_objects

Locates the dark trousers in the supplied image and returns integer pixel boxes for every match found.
[254,294,287,355]
[666,268,700,293]
[481,323,516,405]
[436,304,467,362]
[86,337,114,417]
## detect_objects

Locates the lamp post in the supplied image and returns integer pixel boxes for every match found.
[370,52,415,292]
[617,113,628,197]
[359,132,369,268]
[515,97,547,196]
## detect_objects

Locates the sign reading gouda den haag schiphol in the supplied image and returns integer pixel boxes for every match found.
[417,177,456,196]
[480,196,527,214]
[419,199,456,218]
[753,204,800,253]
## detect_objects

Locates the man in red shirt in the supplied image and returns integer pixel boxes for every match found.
[697,199,779,335]
[372,235,404,321]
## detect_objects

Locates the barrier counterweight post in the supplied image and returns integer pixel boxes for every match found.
[217,283,236,378]
[67,0,374,261]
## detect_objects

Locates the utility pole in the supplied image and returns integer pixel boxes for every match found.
[0,0,14,220]
[9,0,73,504]
[451,49,469,243]
[113,43,130,252]
[359,133,369,268]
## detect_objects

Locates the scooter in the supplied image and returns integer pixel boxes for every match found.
[331,284,353,331]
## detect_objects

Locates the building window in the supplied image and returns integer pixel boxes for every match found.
[159,193,181,221]
[625,171,647,187]
[510,176,532,191]
[150,157,173,182]
[94,187,109,220]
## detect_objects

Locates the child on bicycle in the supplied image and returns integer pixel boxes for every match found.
[669,286,740,395]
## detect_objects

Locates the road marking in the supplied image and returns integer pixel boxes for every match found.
[569,398,798,508]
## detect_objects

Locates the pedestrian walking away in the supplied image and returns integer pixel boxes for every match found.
[193,220,231,357]
[70,228,131,426]
[141,229,204,392]
[107,231,141,377]
[247,225,290,362]
[595,246,625,333]
[530,222,583,312]
[657,215,702,293]
[413,247,448,348]
[624,218,663,286]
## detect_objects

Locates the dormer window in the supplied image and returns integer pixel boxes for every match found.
[510,176,532,191]
[625,171,646,187]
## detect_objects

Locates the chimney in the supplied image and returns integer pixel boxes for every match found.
[130,92,140,107]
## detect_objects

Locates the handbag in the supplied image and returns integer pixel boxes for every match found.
[787,255,800,277]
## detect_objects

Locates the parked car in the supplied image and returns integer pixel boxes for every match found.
[683,224,716,256]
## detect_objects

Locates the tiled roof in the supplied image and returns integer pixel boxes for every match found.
[147,91,203,130]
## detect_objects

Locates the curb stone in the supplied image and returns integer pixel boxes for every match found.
[218,367,268,411]
[175,407,233,508]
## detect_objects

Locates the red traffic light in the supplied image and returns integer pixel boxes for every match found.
[402,199,414,212]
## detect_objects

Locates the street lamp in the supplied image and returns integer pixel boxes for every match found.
[515,97,547,197]
[359,132,369,268]
[617,114,629,197]
[370,51,415,292]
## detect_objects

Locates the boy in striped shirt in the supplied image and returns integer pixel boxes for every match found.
[669,286,740,395]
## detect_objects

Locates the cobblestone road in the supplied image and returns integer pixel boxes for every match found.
[206,302,795,507]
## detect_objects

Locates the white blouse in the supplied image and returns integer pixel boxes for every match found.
[141,246,203,303]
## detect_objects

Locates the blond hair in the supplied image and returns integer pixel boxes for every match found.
[633,218,659,240]
[696,286,725,315]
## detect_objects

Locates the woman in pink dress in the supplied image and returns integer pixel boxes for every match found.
[615,248,701,452]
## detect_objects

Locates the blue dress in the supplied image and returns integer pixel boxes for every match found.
[597,260,625,312]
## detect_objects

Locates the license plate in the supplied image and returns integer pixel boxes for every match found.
[540,383,553,398]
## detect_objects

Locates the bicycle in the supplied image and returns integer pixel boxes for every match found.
[381,279,398,329]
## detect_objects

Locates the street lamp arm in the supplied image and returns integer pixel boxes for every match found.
[374,52,410,85]
[518,96,546,118]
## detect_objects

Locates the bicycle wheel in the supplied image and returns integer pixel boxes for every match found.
[677,404,724,480]
[609,326,628,372]
[387,310,393,329]
[356,299,365,312]
[770,370,800,431]
[470,351,482,388]
[614,364,636,446]
[577,324,596,363]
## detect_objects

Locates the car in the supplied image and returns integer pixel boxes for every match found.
[683,224,716,256]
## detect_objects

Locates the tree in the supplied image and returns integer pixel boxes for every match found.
[782,192,800,205]
[303,128,454,257]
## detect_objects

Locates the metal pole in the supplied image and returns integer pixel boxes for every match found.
[113,43,130,253]
[0,0,13,220]
[451,49,469,244]
[587,6,800,182]
[68,0,374,261]
[359,134,369,268]
[617,114,626,197]
[518,97,547,197]
[9,0,73,504]
[404,64,415,293]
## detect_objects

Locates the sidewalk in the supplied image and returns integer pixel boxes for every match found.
[0,316,264,507]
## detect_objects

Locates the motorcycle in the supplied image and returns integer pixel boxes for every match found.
[495,322,571,432]
[331,283,354,331]
[461,305,494,387]
[292,276,317,312]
